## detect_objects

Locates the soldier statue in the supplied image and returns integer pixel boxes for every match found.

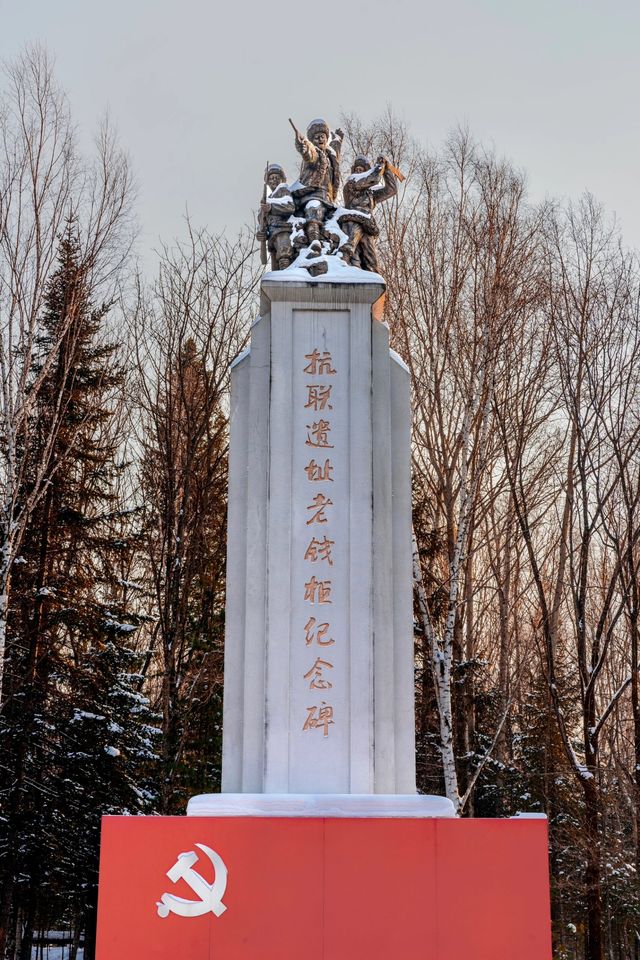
[256,163,295,272]
[290,118,344,246]
[255,120,403,276]
[339,155,397,273]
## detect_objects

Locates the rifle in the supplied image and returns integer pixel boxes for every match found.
[288,117,303,142]
[259,161,268,266]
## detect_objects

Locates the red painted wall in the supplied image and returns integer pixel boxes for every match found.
[96,815,552,959]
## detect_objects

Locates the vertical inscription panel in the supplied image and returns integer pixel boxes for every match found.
[290,310,350,792]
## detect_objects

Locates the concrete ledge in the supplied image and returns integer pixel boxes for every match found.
[186,793,456,818]
[260,277,384,313]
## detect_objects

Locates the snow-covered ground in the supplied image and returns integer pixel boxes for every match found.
[30,934,83,959]
[31,950,83,959]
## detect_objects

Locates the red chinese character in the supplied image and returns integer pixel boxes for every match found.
[303,350,336,376]
[304,577,332,604]
[303,702,335,736]
[304,536,334,565]
[304,617,334,646]
[303,658,334,690]
[304,384,333,411]
[304,459,334,482]
[306,493,333,525]
[305,420,334,448]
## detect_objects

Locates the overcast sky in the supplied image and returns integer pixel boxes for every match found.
[3,0,640,270]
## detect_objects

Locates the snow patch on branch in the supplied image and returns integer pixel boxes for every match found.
[71,710,105,722]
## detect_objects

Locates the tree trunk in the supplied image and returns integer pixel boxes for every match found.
[17,905,33,960]
[83,887,98,960]
[583,776,604,960]
[0,535,14,703]
[69,923,82,960]
[630,567,640,960]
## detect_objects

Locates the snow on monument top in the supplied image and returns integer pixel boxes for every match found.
[256,117,402,280]
[263,250,384,286]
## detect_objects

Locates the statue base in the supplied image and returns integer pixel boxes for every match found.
[186,792,455,818]
[95,813,552,959]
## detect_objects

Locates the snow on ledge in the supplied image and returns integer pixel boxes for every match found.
[390,348,409,373]
[511,812,548,819]
[186,793,456,818]
[263,255,384,286]
[230,346,250,369]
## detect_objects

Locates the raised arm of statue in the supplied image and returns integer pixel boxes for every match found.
[295,134,317,165]
[371,159,398,205]
[349,163,384,193]
[343,163,384,209]
[330,128,344,160]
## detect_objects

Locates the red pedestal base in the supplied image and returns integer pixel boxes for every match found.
[96,815,552,959]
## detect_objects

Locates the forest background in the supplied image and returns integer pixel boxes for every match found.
[1,46,640,960]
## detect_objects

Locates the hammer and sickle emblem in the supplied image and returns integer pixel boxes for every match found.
[156,843,228,919]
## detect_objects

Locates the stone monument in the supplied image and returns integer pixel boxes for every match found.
[188,117,447,814]
[215,276,419,800]
[94,116,553,960]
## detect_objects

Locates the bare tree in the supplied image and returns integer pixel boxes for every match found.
[130,223,259,812]
[387,130,546,811]
[496,196,640,960]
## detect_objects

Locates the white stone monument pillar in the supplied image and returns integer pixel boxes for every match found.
[219,275,416,797]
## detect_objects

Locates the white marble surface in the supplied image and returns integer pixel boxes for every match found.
[187,794,456,818]
[221,278,417,796]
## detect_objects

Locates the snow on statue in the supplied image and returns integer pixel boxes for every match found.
[339,155,397,273]
[257,163,295,272]
[290,117,343,247]
[255,117,403,278]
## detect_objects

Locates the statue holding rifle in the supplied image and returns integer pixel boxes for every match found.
[289,117,344,247]
[256,163,295,272]
[254,116,403,276]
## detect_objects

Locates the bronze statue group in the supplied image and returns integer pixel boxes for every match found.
[257,118,400,277]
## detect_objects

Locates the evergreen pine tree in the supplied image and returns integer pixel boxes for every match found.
[0,221,158,960]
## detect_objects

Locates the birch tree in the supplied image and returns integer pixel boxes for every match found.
[389,132,545,811]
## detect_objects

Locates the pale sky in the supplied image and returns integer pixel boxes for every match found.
[3,0,640,269]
